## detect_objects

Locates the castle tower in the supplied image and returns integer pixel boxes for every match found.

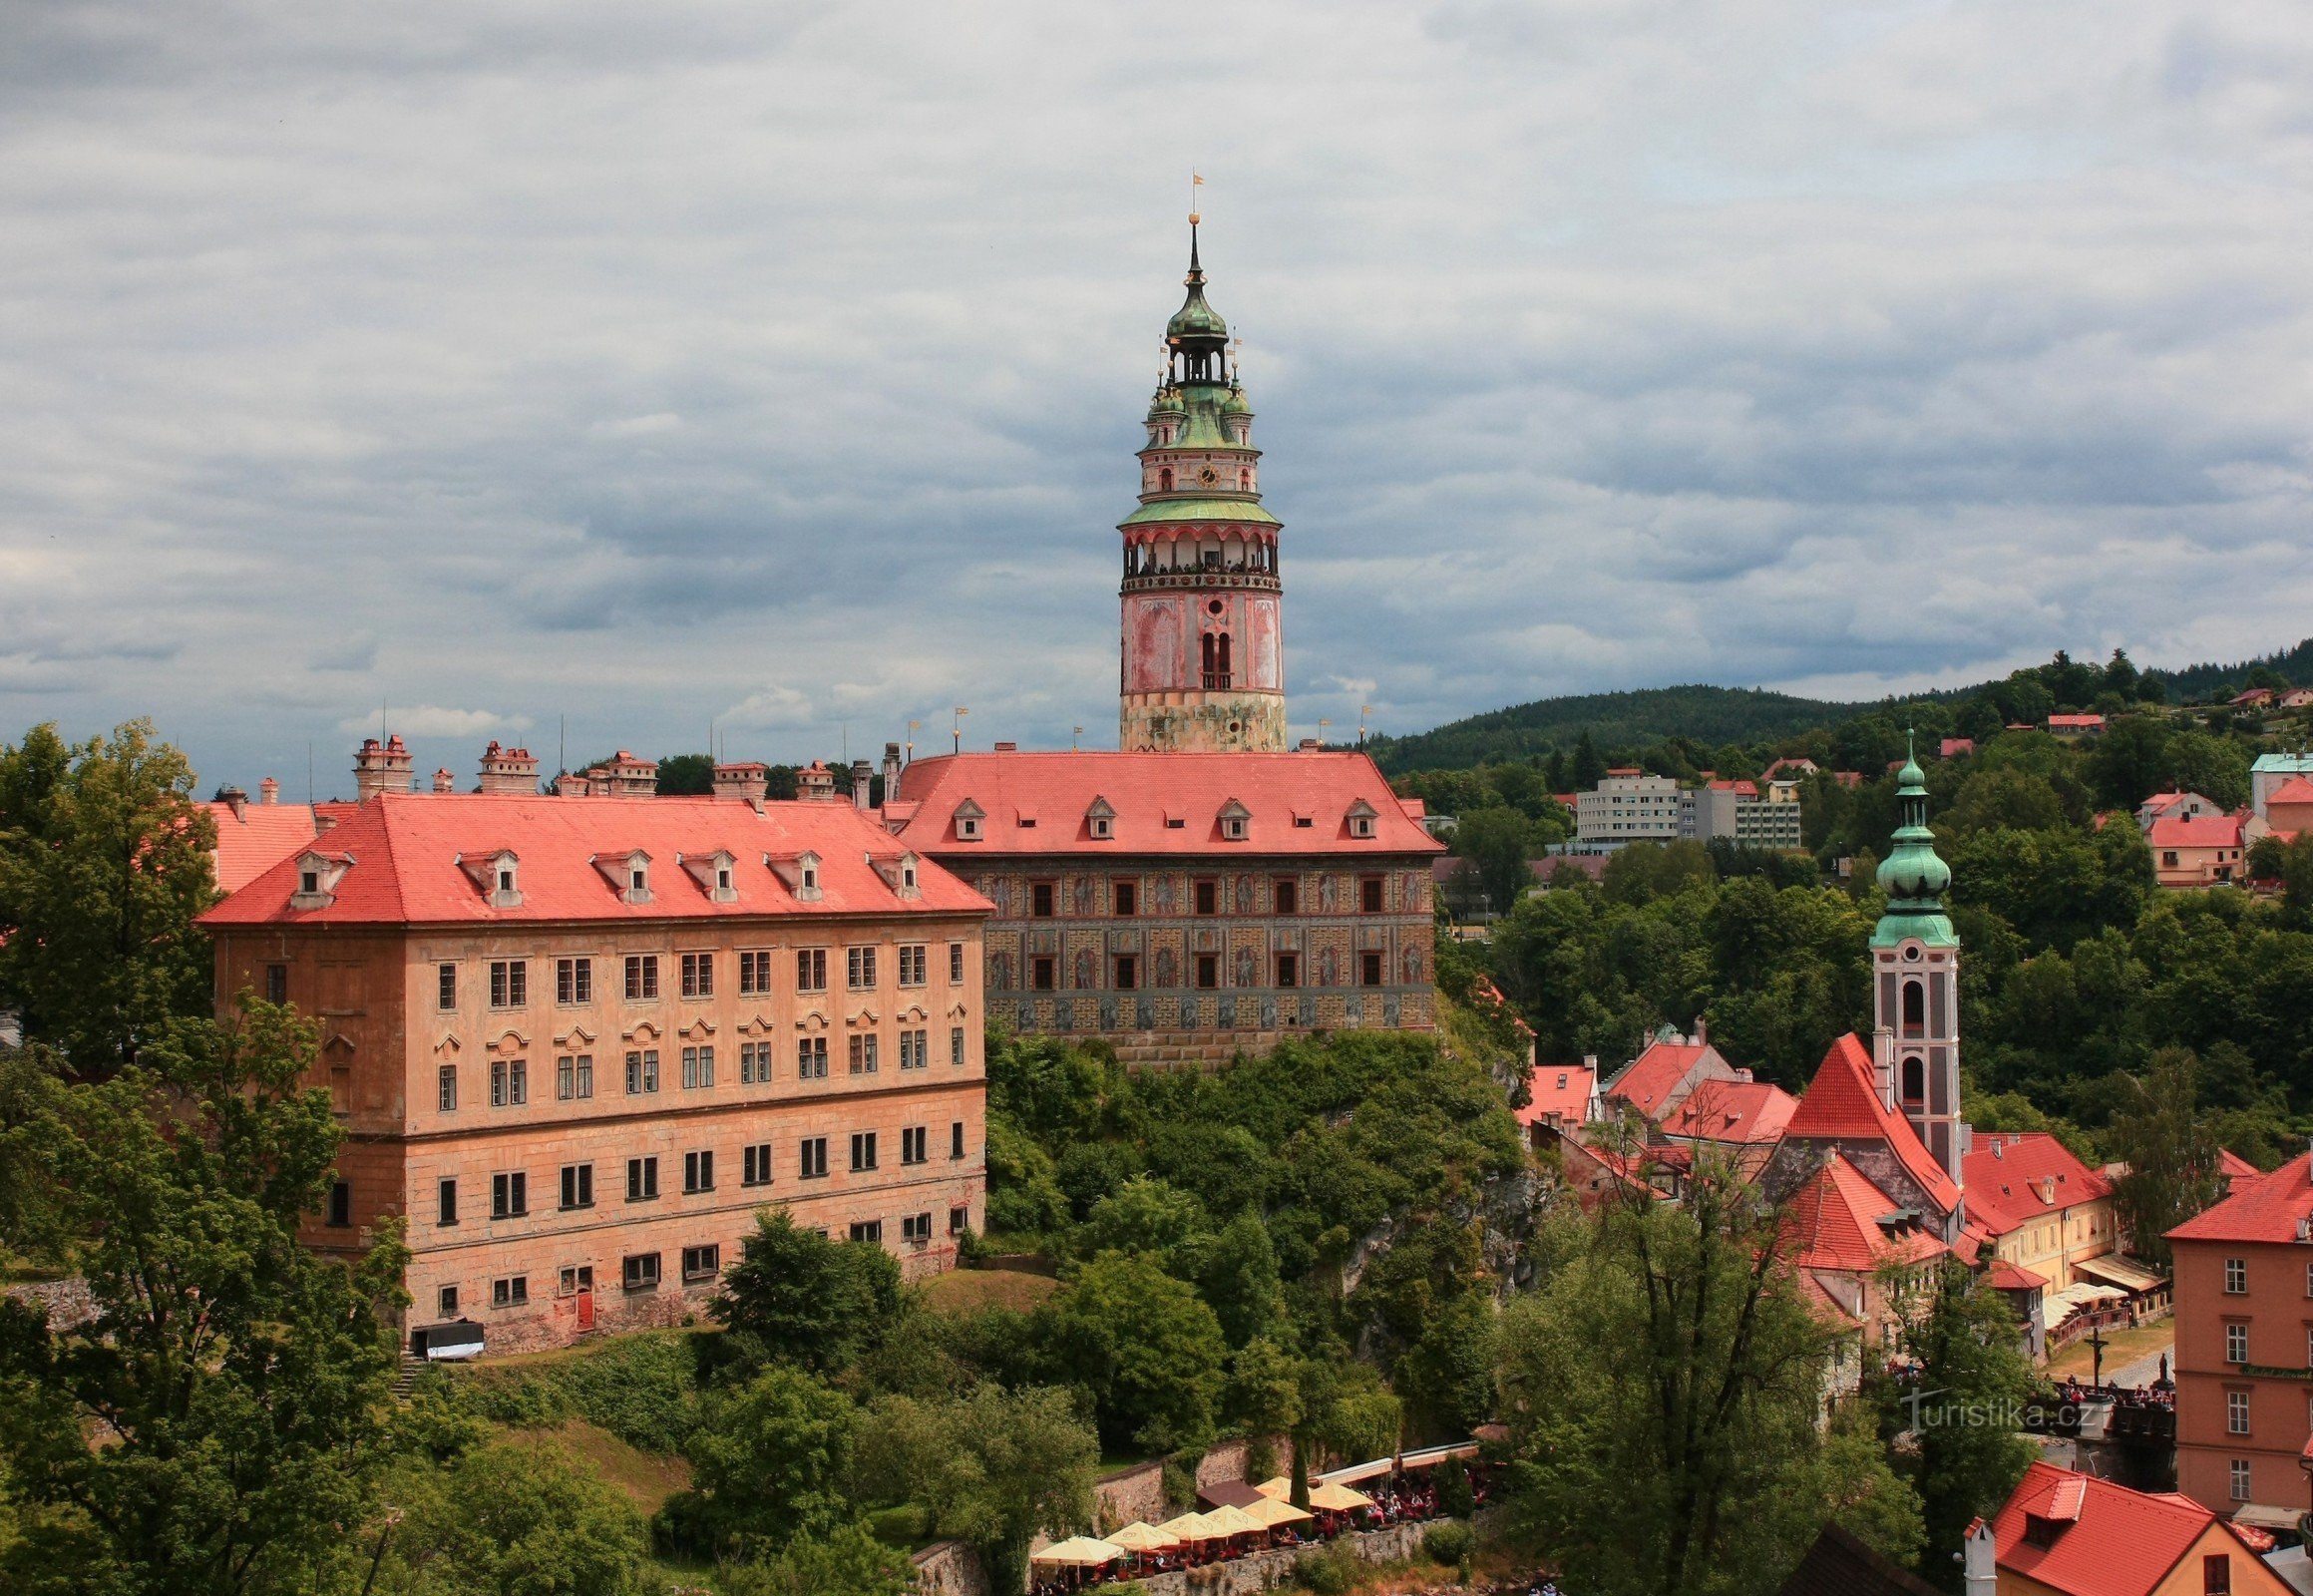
[1117,221,1286,753]
[1871,739,1965,1182]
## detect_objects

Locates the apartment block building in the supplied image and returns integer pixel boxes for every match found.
[880,746,1441,1066]
[1575,769,1682,847]
[1678,779,1805,849]
[2166,1151,2313,1529]
[200,787,991,1354]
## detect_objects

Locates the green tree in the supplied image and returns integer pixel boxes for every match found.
[1884,1261,2036,1586]
[655,752,716,796]
[715,1521,914,1596]
[1571,730,1609,790]
[666,1366,856,1556]
[852,1385,1097,1596]
[1224,1336,1305,1438]
[0,721,217,1074]
[0,1002,409,1595]
[1036,1252,1227,1451]
[1195,1208,1288,1348]
[1451,806,1537,920]
[372,1439,653,1596]
[2105,1048,2225,1267]
[711,1209,903,1375]
[2163,730,2252,812]
[1494,1158,1919,1596]
[1072,1175,1209,1267]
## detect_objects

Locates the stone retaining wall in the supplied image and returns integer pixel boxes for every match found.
[4,1276,96,1333]
[1133,1520,1432,1596]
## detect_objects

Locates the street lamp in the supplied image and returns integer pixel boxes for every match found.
[952,707,967,755]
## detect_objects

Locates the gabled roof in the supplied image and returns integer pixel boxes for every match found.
[1990,1461,2276,1596]
[2147,812,2245,850]
[2266,777,2313,806]
[199,793,990,927]
[1962,1133,2114,1237]
[1602,1036,1735,1120]
[1782,1033,1962,1215]
[1660,1080,1799,1145]
[882,750,1441,856]
[1781,1153,1948,1274]
[2168,1151,2313,1245]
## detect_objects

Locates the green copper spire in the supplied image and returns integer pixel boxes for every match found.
[1164,221,1231,381]
[1872,730,1957,948]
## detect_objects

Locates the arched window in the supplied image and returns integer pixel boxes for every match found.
[1158,467,1173,492]
[1239,468,1251,490]
[1217,631,1232,683]
[1901,1056,1925,1105]
[1901,981,1925,1036]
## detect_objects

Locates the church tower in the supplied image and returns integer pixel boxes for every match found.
[1117,221,1287,753]
[1871,740,1966,1182]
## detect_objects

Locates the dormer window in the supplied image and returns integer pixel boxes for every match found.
[1347,799,1378,840]
[1219,799,1251,842]
[629,867,646,893]
[954,799,984,842]
[902,861,917,890]
[589,850,651,905]
[301,869,319,895]
[677,849,740,904]
[497,867,515,894]
[764,850,822,902]
[1086,796,1116,841]
[289,850,354,910]
[717,865,732,892]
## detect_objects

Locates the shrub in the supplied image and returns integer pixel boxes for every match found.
[1422,1519,1475,1566]
[1295,1544,1359,1594]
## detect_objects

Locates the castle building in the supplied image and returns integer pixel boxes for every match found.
[199,759,991,1355]
[879,746,1440,1067]
[1118,224,1287,754]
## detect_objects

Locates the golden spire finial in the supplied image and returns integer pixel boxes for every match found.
[1189,171,1203,226]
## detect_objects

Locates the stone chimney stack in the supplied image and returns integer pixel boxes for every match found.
[353,735,412,802]
[432,768,456,794]
[882,742,903,803]
[713,762,769,802]
[582,751,658,799]
[1873,1025,1897,1111]
[555,771,586,798]
[219,785,248,821]
[258,776,279,806]
[478,741,540,794]
[1961,1517,1996,1595]
[796,761,837,803]
[851,759,873,810]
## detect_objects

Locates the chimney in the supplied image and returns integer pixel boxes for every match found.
[882,741,903,802]
[851,759,873,810]
[353,735,412,803]
[713,762,769,802]
[797,761,838,803]
[219,785,248,821]
[1299,738,1322,751]
[258,776,278,806]
[1961,1517,1996,1596]
[584,750,657,799]
[1872,1026,1897,1111]
[1693,1014,1708,1046]
[555,771,586,798]
[992,741,1018,753]
[432,768,455,794]
[478,741,541,794]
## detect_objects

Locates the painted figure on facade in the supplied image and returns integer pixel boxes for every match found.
[1155,947,1178,989]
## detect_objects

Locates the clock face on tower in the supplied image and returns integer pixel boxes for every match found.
[1198,465,1219,486]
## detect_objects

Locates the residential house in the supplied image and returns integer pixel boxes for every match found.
[2048,714,2107,738]
[1964,1460,2293,1595]
[2166,1151,2313,1525]
[1962,1133,2120,1291]
[2250,754,2313,820]
[2149,812,2251,889]
[2261,778,2313,841]
[1781,1150,1947,1353]
[1518,1059,1598,1149]
[1601,1022,1745,1122]
[1576,769,1682,847]
[1657,1076,1799,1175]
[2138,791,2223,832]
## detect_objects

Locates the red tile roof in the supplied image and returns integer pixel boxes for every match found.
[1603,1038,1726,1120]
[205,801,325,894]
[883,751,1441,856]
[2167,1151,2313,1245]
[1983,1261,2047,1291]
[1782,1033,1962,1215]
[1518,1063,1594,1127]
[2265,777,2313,806]
[2147,812,2245,850]
[198,793,990,927]
[1990,1461,2268,1596]
[1660,1079,1798,1144]
[1781,1153,1948,1274]
[2048,714,2107,729]
[2219,1148,2261,1181]
[1961,1133,2113,1238]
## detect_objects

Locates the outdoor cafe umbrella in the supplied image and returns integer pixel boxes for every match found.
[1254,1475,1294,1499]
[1157,1511,1219,1543]
[1242,1496,1314,1530]
[1203,1503,1267,1540]
[1307,1481,1375,1512]
[1106,1522,1181,1554]
[1030,1536,1124,1569]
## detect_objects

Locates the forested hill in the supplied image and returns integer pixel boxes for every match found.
[1369,637,2313,776]
[1367,686,1858,774]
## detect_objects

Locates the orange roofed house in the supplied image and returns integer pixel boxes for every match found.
[200,766,992,1355]
[878,747,1441,1066]
[2166,1151,2313,1526]
[1963,1460,2292,1595]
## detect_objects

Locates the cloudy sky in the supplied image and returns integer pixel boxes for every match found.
[4,1,2310,793]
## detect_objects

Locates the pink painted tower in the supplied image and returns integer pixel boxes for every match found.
[1118,220,1286,753]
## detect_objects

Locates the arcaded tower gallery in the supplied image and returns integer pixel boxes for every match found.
[1118,222,1287,753]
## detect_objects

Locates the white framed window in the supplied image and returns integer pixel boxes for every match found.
[2231,1458,2252,1501]
[899,945,928,986]
[624,1049,659,1094]
[847,946,879,990]
[849,1034,879,1075]
[798,1036,828,1078]
[557,1053,593,1100]
[2229,1390,2251,1434]
[681,1045,714,1090]
[2226,1257,2248,1294]
[740,1040,770,1084]
[2226,1323,2249,1363]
